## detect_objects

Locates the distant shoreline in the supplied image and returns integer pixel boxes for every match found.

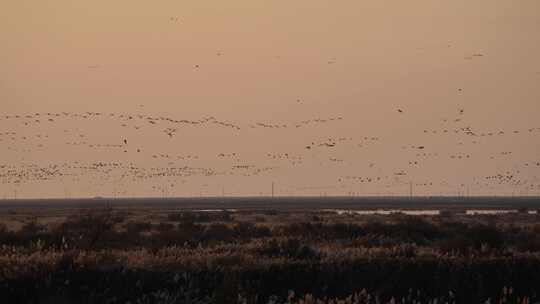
[0,196,538,210]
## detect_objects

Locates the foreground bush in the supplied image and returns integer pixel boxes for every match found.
[0,247,539,303]
[2,211,540,302]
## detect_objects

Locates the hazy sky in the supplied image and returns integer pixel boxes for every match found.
[1,0,540,198]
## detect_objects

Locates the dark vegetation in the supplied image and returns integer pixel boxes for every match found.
[1,205,540,303]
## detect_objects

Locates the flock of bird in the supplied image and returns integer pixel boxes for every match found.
[0,112,346,136]
[1,103,539,198]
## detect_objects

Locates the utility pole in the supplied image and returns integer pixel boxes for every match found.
[409,182,413,200]
[221,187,225,203]
[271,182,274,198]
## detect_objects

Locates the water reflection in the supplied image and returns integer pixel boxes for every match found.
[325,209,538,216]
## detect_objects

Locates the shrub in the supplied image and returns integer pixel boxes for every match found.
[233,222,271,239]
[125,221,153,234]
[258,238,319,260]
[53,208,116,249]
[155,222,174,232]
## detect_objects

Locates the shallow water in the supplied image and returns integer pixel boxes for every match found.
[165,209,238,213]
[326,209,537,216]
[465,209,518,215]
[323,209,440,215]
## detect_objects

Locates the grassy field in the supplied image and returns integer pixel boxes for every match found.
[1,197,539,303]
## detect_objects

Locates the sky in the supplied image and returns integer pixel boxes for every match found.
[1,0,540,198]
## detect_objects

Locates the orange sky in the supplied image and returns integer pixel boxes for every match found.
[1,0,540,198]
